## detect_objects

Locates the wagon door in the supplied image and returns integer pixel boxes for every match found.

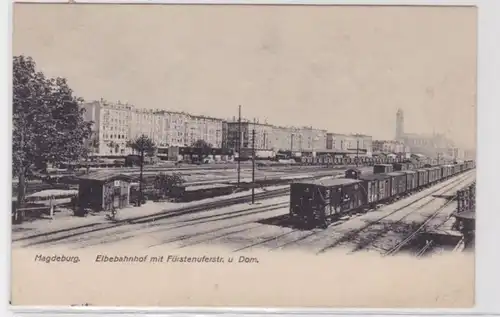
[352,183,363,209]
[365,181,373,204]
[389,176,396,197]
[322,186,334,218]
[331,186,343,214]
[290,184,313,218]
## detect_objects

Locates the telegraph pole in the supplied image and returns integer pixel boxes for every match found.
[290,133,294,159]
[251,118,256,204]
[237,105,241,188]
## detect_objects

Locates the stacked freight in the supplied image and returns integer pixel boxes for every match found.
[289,160,475,228]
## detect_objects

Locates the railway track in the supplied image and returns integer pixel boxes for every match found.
[146,202,290,250]
[13,169,348,248]
[344,172,475,255]
[12,186,292,248]
[231,171,475,254]
[382,179,475,257]
[302,171,474,254]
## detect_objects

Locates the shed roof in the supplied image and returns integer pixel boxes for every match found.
[295,178,362,187]
[78,170,133,183]
[184,183,235,191]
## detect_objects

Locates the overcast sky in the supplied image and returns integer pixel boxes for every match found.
[13,4,477,149]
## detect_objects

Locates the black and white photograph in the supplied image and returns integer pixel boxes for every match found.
[10,3,477,308]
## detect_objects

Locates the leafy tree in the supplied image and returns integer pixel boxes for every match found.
[126,135,157,206]
[192,139,213,159]
[13,55,92,214]
[154,172,185,198]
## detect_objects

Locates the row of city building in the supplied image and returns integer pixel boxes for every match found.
[82,100,475,161]
[83,99,378,157]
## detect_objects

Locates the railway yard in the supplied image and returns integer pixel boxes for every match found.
[12,163,476,257]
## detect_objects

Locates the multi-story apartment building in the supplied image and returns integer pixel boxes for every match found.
[372,140,409,154]
[225,120,274,150]
[83,99,134,155]
[224,121,327,153]
[326,133,373,154]
[155,110,190,147]
[83,100,224,156]
[185,115,223,148]
[130,108,166,147]
[296,126,328,152]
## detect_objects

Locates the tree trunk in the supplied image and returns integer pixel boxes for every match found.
[138,150,144,206]
[15,167,27,224]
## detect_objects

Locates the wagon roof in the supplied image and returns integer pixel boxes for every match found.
[386,172,406,176]
[345,168,362,173]
[374,164,393,167]
[400,170,417,174]
[359,173,390,181]
[295,178,362,187]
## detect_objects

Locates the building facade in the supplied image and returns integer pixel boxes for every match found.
[326,133,373,154]
[185,115,223,148]
[224,121,327,153]
[83,99,134,155]
[83,100,224,156]
[372,140,409,154]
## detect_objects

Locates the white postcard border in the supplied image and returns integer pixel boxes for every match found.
[2,0,499,316]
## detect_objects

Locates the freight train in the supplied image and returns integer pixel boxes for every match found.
[289,160,476,228]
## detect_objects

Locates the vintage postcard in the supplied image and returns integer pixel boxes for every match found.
[11,3,477,308]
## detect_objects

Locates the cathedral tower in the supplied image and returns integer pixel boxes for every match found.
[396,109,404,141]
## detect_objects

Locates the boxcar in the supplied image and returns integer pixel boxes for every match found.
[393,163,409,171]
[401,170,417,193]
[386,172,407,197]
[416,169,429,188]
[441,165,451,179]
[428,167,438,184]
[359,173,391,205]
[289,178,364,227]
[374,164,394,174]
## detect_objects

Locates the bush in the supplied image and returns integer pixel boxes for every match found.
[154,173,185,197]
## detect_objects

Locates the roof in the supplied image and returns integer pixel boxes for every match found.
[78,170,133,183]
[374,164,393,167]
[400,170,417,174]
[453,211,476,221]
[359,173,390,181]
[295,178,362,187]
[345,168,362,173]
[184,183,234,191]
[316,149,356,154]
[386,172,406,176]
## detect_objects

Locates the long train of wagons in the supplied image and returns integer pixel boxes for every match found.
[289,160,476,228]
